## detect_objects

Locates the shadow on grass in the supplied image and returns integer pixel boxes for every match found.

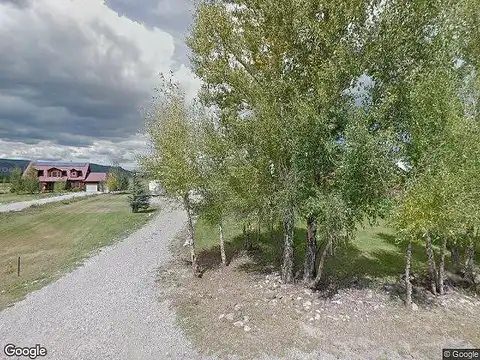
[135,208,157,214]
[195,223,435,291]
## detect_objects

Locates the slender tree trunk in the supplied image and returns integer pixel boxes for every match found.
[425,233,437,295]
[257,220,261,243]
[281,209,295,284]
[437,237,447,295]
[405,239,413,308]
[243,223,250,250]
[219,220,227,266]
[269,219,275,242]
[303,215,317,282]
[464,237,475,282]
[310,236,332,289]
[184,195,200,277]
[448,240,460,272]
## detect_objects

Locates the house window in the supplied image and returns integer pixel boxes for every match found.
[50,170,61,177]
[71,171,77,177]
[62,170,67,177]
[37,170,44,177]
[77,171,82,177]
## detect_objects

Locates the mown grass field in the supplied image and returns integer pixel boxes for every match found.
[194,217,479,282]
[0,194,158,309]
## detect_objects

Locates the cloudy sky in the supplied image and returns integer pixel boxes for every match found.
[0,0,200,169]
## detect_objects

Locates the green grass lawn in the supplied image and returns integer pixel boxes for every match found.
[0,194,158,309]
[0,192,61,205]
[194,216,479,282]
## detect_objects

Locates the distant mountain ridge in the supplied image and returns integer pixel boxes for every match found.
[0,158,131,177]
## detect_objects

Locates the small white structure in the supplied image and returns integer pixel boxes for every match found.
[149,180,164,196]
[86,183,99,192]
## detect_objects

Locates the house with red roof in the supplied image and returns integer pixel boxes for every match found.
[23,161,108,192]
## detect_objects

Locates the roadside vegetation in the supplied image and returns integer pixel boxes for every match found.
[0,194,158,309]
[144,0,480,299]
[143,0,479,356]
[0,180,58,205]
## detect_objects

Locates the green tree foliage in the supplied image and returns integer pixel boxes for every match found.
[106,173,118,192]
[379,0,480,303]
[128,172,150,213]
[53,180,67,193]
[107,167,129,192]
[9,168,25,194]
[188,0,396,284]
[142,76,204,276]
[144,0,480,303]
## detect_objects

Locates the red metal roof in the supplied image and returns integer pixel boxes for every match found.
[30,162,90,181]
[24,161,106,183]
[84,172,107,182]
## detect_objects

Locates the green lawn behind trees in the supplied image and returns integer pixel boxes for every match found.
[194,217,480,285]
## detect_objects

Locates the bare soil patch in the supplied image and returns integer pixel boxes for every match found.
[159,234,480,360]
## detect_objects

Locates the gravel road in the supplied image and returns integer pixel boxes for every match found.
[0,199,202,360]
[0,192,100,213]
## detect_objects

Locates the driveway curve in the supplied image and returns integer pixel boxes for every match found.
[0,192,100,213]
[0,200,202,360]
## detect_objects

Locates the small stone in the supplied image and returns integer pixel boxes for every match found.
[243,316,250,322]
[303,301,312,307]
[244,325,251,332]
[411,303,419,311]
[315,314,321,320]
[233,321,244,327]
[474,274,480,284]
[234,304,242,311]
[309,317,314,322]
[297,296,303,301]
[265,291,277,300]
[304,289,313,295]
[226,313,235,321]
[219,314,225,320]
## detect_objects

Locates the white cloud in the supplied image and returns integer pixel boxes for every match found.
[0,135,147,170]
[0,0,201,168]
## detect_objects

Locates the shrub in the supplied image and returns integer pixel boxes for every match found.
[23,167,41,194]
[128,172,150,213]
[54,181,68,193]
[9,168,25,194]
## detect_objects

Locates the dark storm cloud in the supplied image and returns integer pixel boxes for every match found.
[0,0,178,143]
[0,0,200,167]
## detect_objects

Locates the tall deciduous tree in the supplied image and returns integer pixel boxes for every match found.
[143,77,204,277]
[188,0,391,285]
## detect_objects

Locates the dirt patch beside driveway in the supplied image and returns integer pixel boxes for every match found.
[160,242,480,360]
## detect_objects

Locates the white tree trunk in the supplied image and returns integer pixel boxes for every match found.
[219,221,227,266]
[184,195,200,276]
[405,240,413,308]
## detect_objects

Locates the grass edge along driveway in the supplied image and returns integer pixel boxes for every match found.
[0,194,158,310]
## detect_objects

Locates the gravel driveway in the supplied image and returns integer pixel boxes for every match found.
[0,192,100,213]
[0,199,202,360]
